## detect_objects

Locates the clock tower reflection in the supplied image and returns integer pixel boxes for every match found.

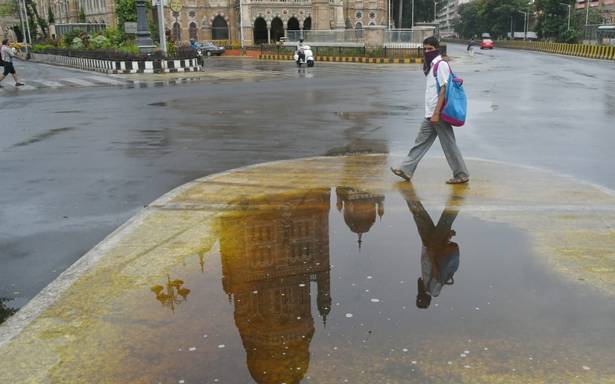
[219,189,332,384]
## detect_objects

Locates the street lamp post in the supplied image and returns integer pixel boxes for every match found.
[517,10,528,40]
[156,0,167,56]
[18,0,32,58]
[239,0,244,50]
[559,2,571,32]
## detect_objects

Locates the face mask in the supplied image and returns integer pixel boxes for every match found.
[423,49,440,75]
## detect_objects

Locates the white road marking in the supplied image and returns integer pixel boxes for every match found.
[34,80,64,88]
[85,76,125,85]
[59,78,96,87]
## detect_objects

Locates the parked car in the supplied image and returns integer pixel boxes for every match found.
[480,39,495,49]
[199,42,225,56]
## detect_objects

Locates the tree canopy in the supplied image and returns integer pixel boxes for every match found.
[455,0,579,42]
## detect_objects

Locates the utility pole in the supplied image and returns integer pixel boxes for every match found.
[517,10,527,40]
[585,0,590,25]
[239,0,244,49]
[19,0,32,58]
[156,0,167,56]
[411,0,415,28]
[397,0,403,28]
[559,2,571,32]
[510,15,513,39]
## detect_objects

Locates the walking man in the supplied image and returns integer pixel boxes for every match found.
[391,36,469,184]
[0,39,24,87]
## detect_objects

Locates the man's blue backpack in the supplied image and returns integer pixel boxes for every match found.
[434,61,467,127]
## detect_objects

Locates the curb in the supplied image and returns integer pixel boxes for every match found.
[258,54,423,64]
[493,41,615,61]
[31,53,203,74]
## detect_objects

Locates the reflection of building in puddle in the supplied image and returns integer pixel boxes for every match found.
[335,187,385,247]
[219,189,332,384]
[150,275,191,313]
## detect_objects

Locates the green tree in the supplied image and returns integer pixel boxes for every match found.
[0,1,18,17]
[28,2,48,38]
[48,5,55,23]
[455,0,532,39]
[456,0,485,38]
[116,0,137,31]
[79,7,86,22]
[535,0,573,41]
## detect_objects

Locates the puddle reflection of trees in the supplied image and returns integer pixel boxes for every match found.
[150,275,191,313]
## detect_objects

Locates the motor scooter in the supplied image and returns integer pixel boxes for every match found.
[294,45,314,67]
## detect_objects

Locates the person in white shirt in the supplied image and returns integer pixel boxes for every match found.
[297,38,305,62]
[0,39,24,87]
[392,36,469,184]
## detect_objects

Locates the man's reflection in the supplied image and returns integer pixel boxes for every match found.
[398,184,466,309]
[219,189,332,384]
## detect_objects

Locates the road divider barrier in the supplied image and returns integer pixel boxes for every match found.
[31,53,202,74]
[496,40,615,61]
[258,54,422,64]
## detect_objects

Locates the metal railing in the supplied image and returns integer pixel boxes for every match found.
[55,23,106,36]
[385,28,436,46]
[286,29,364,43]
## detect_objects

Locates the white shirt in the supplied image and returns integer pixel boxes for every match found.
[424,55,450,118]
[1,45,14,63]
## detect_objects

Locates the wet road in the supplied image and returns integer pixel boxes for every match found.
[1,43,614,313]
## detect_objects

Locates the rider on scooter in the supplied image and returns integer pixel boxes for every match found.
[297,39,306,63]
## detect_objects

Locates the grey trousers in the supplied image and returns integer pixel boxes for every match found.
[400,119,469,179]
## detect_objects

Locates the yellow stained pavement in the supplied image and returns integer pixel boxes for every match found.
[1,155,614,383]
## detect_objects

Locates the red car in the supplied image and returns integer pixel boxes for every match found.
[480,39,495,49]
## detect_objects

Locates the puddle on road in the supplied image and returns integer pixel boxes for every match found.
[48,184,615,383]
[4,156,615,383]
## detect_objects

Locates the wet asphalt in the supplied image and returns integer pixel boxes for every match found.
[0,43,614,312]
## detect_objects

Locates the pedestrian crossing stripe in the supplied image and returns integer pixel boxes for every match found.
[60,78,97,87]
[37,80,63,87]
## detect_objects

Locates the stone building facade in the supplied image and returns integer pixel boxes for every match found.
[29,0,387,45]
[163,0,388,45]
[33,0,117,26]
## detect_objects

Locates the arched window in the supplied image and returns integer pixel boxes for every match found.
[355,22,363,38]
[212,15,229,40]
[287,17,300,41]
[189,22,198,41]
[253,17,267,44]
[270,17,284,41]
[172,22,181,42]
[303,16,311,30]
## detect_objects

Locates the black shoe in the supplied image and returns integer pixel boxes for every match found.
[15,82,24,86]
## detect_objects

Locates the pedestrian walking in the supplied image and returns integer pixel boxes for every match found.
[0,39,24,88]
[467,37,475,56]
[391,36,469,184]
